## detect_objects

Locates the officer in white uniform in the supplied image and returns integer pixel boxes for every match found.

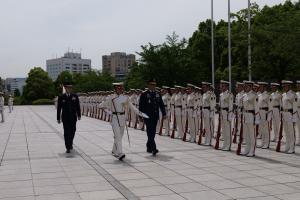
[242,81,257,157]
[170,87,177,136]
[257,82,271,149]
[162,86,171,136]
[281,80,297,154]
[270,83,282,142]
[8,95,13,113]
[219,80,234,151]
[202,82,215,146]
[0,92,4,122]
[296,81,300,145]
[99,83,146,160]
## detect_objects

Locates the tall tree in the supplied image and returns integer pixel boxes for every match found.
[22,67,55,103]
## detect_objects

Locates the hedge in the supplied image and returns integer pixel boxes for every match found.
[32,99,54,105]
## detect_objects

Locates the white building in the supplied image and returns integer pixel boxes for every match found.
[46,52,91,80]
[5,78,27,95]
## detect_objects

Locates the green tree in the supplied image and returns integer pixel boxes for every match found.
[14,89,21,97]
[22,67,55,104]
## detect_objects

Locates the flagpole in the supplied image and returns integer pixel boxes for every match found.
[248,0,252,81]
[228,0,232,92]
[211,0,215,88]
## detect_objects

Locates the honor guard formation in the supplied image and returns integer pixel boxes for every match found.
[77,80,300,158]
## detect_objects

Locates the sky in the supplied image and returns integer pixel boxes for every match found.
[0,0,287,78]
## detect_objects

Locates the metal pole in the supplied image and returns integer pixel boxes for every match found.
[248,0,252,81]
[211,0,215,88]
[228,0,232,92]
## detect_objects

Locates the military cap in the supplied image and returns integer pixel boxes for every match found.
[147,78,157,85]
[281,80,293,84]
[194,87,202,90]
[187,83,196,88]
[243,80,254,85]
[296,80,300,84]
[257,82,268,85]
[162,86,170,89]
[174,85,184,89]
[271,83,280,86]
[202,82,211,85]
[220,80,230,84]
[113,82,124,86]
[63,81,73,87]
[0,91,3,95]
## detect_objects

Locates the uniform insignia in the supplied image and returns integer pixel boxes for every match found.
[72,97,76,101]
[62,100,66,103]
[156,94,159,98]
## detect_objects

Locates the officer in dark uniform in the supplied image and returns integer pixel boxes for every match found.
[57,81,81,153]
[139,79,166,156]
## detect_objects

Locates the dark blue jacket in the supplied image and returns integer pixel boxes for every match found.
[139,90,166,120]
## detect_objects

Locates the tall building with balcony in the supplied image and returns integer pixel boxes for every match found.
[102,52,135,80]
[46,52,91,80]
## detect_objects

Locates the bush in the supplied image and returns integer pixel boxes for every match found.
[13,96,23,105]
[32,99,53,105]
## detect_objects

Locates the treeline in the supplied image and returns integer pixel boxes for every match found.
[125,1,300,89]
[18,67,115,104]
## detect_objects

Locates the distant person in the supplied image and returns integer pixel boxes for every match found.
[8,95,13,113]
[139,78,166,156]
[57,82,81,153]
[0,92,4,122]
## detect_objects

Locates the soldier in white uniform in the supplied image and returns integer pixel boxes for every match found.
[281,80,297,154]
[256,82,271,149]
[270,83,282,142]
[8,95,13,113]
[0,92,4,122]
[186,84,197,142]
[296,81,300,145]
[218,81,233,151]
[201,82,215,146]
[99,83,146,160]
[174,85,184,139]
[242,81,257,157]
[161,86,171,136]
[233,82,245,143]
[181,87,188,141]
[170,87,177,137]
[194,87,203,140]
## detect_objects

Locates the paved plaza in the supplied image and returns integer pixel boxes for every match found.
[0,106,300,200]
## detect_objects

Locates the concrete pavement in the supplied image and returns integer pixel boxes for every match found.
[0,106,300,200]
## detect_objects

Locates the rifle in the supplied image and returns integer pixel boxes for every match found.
[276,113,283,152]
[128,110,131,127]
[159,117,164,135]
[233,109,238,144]
[183,117,188,141]
[171,110,176,138]
[236,112,244,155]
[134,114,138,129]
[214,109,222,149]
[198,109,203,145]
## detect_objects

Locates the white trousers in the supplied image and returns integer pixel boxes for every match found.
[187,109,196,142]
[243,113,256,156]
[162,111,171,136]
[259,120,270,148]
[221,111,231,150]
[203,109,212,145]
[175,108,183,138]
[0,110,4,122]
[283,112,295,153]
[296,109,300,144]
[111,118,125,156]
[272,108,280,141]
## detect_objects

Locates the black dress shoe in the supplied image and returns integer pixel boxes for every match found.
[66,149,71,153]
[119,154,126,161]
[152,149,159,156]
